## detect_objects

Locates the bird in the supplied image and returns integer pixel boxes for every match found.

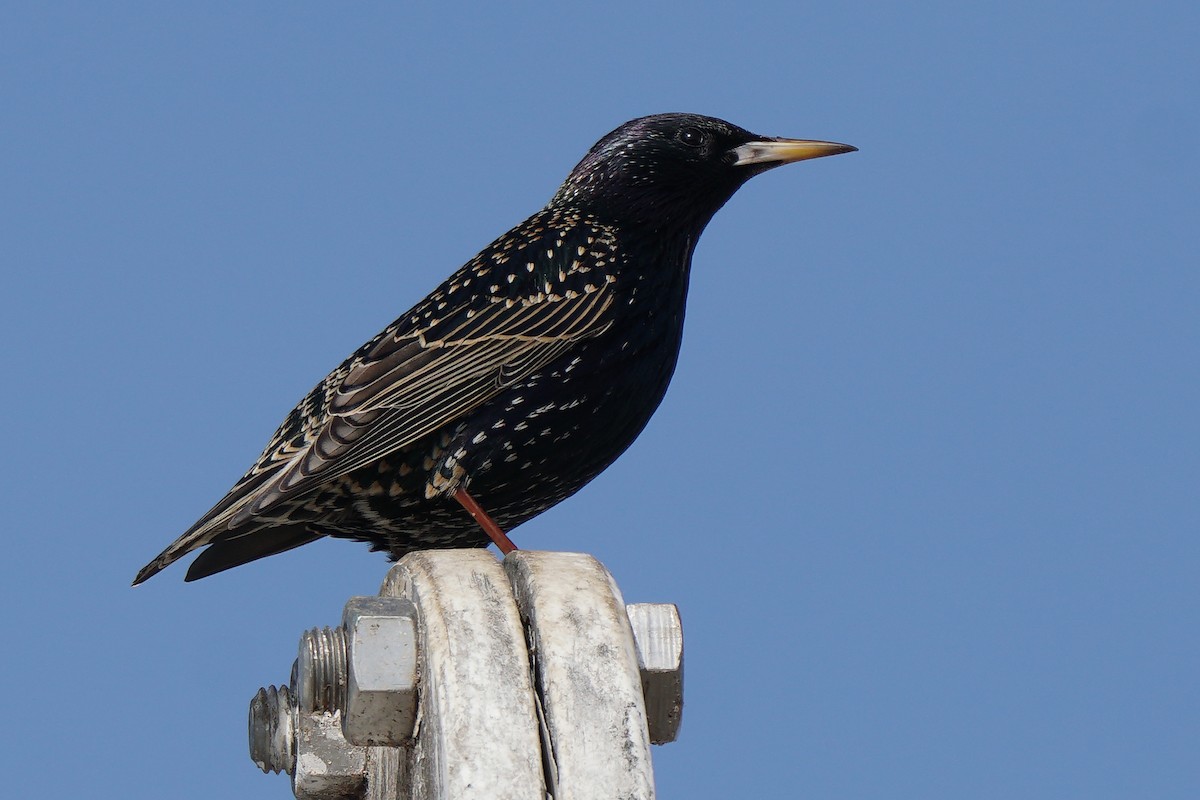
[133,113,855,584]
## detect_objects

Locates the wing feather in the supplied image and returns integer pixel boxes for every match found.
[221,271,618,526]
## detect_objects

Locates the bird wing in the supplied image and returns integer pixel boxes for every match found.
[201,274,618,531]
[246,286,615,514]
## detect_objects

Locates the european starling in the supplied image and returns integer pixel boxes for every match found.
[134,113,855,584]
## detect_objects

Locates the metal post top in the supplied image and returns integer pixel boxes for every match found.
[249,549,684,800]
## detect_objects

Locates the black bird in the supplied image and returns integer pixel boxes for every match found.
[134,113,855,584]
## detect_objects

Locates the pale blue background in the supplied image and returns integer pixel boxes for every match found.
[2,2,1196,797]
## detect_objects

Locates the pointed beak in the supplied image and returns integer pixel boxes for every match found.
[731,137,857,167]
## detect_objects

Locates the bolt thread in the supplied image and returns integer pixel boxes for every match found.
[296,626,348,713]
[248,684,295,775]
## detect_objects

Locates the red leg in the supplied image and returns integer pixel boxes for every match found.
[452,488,519,555]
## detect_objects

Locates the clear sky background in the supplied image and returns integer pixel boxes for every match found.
[2,2,1196,797]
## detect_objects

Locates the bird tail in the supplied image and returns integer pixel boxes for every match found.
[131,467,293,585]
[183,526,322,582]
[132,523,322,585]
[132,525,216,585]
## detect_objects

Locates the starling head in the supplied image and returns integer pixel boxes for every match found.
[551,112,855,228]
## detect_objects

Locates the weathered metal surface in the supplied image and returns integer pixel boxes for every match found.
[505,551,656,800]
[341,596,419,747]
[626,602,684,744]
[364,746,403,800]
[248,549,683,798]
[293,710,365,800]
[381,550,546,799]
[296,627,347,715]
[249,684,295,774]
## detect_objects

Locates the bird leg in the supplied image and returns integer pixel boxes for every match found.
[452,488,519,555]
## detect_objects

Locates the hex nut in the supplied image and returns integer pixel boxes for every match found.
[626,603,684,744]
[292,711,366,800]
[341,595,419,747]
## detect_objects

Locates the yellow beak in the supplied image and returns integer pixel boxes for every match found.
[731,138,857,167]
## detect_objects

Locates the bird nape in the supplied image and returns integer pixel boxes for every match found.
[133,113,855,584]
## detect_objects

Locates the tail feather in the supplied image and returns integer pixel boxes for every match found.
[184,526,322,581]
[132,467,298,584]
[132,523,322,585]
[133,532,211,585]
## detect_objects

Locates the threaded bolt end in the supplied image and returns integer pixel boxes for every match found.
[296,626,348,714]
[248,684,295,774]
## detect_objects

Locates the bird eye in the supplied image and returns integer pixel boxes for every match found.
[677,127,706,148]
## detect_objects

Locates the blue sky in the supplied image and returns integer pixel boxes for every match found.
[2,2,1196,797]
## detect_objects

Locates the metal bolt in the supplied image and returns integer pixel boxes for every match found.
[249,684,295,774]
[248,683,368,799]
[626,603,684,744]
[296,626,348,714]
[250,596,420,784]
